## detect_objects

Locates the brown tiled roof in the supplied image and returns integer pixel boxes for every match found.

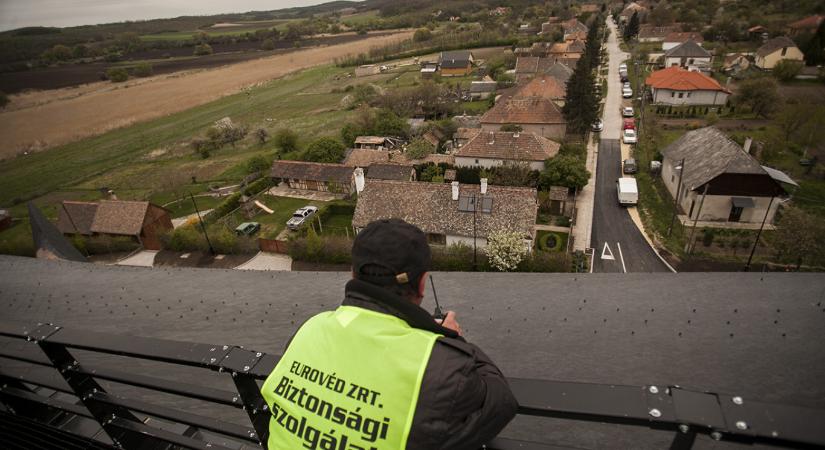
[90,201,150,236]
[481,96,566,125]
[756,36,799,58]
[366,164,415,181]
[57,201,98,235]
[454,128,482,141]
[353,180,537,239]
[390,152,455,166]
[639,25,678,39]
[664,32,704,44]
[343,148,390,167]
[354,136,386,145]
[514,75,566,99]
[456,131,560,162]
[271,160,354,184]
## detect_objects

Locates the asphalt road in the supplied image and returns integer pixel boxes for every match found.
[591,18,670,273]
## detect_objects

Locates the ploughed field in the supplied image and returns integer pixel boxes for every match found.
[0,32,400,94]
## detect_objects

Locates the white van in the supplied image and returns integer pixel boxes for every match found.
[617,178,638,206]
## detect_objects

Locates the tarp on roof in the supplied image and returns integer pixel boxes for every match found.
[762,165,799,187]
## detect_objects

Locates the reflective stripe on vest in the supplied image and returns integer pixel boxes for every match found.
[261,305,440,450]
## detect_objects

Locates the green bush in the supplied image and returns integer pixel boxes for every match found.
[538,232,561,251]
[194,44,213,56]
[261,38,276,51]
[518,251,570,272]
[84,235,140,254]
[106,67,129,83]
[702,229,714,247]
[288,233,353,264]
[132,62,153,77]
[431,243,481,271]
[163,225,207,252]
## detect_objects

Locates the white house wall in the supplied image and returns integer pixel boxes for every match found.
[480,123,567,140]
[664,56,711,68]
[651,88,729,106]
[681,191,781,224]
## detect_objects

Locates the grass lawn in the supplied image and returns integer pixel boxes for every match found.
[457,100,491,115]
[162,195,226,219]
[535,230,569,252]
[219,196,330,239]
[341,10,380,28]
[318,212,355,237]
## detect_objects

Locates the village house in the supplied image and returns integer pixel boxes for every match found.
[454,131,560,171]
[343,148,391,168]
[514,56,574,84]
[480,95,567,140]
[453,127,481,148]
[561,18,589,41]
[469,80,498,100]
[57,200,173,250]
[747,25,769,40]
[354,65,381,77]
[663,40,712,69]
[420,62,438,78]
[352,179,538,250]
[366,163,417,182]
[270,160,355,195]
[661,127,795,227]
[550,39,586,59]
[512,74,567,106]
[722,53,751,74]
[438,50,474,77]
[638,24,679,42]
[619,2,648,24]
[786,15,824,37]
[578,3,600,14]
[662,32,704,51]
[755,36,805,70]
[645,66,731,106]
[540,16,562,35]
[354,136,399,150]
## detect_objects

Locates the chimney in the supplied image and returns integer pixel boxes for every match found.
[513,131,520,138]
[451,181,460,201]
[480,178,488,194]
[107,190,117,200]
[354,168,365,194]
[743,137,753,154]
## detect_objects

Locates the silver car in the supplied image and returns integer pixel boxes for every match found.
[286,206,319,230]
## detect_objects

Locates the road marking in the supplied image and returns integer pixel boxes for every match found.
[617,242,627,273]
[601,242,615,260]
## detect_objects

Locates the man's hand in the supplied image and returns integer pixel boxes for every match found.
[437,310,462,336]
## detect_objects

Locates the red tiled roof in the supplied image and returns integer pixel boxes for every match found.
[514,75,567,99]
[481,96,566,125]
[456,131,560,162]
[664,32,703,44]
[788,15,824,30]
[645,66,729,92]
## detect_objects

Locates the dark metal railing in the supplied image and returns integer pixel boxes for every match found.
[1,320,823,450]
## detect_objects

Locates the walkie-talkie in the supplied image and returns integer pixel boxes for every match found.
[429,274,445,320]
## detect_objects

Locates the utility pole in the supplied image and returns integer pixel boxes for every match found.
[190,194,215,255]
[472,194,478,271]
[667,158,685,236]
[685,183,709,255]
[744,196,775,271]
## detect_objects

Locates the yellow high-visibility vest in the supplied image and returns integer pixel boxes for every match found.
[261,305,440,450]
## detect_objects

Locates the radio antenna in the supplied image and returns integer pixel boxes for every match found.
[429,274,444,319]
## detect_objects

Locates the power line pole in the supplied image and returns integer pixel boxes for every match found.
[190,194,215,255]
[685,183,709,255]
[744,195,775,271]
[667,158,686,236]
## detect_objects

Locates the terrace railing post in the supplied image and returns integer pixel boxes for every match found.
[37,338,146,449]
[217,346,271,448]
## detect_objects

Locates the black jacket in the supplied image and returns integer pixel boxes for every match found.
[341,279,518,450]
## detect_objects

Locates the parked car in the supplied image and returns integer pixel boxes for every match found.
[623,158,638,174]
[622,87,633,98]
[623,118,636,130]
[235,222,261,236]
[591,119,604,132]
[623,82,631,89]
[619,63,628,72]
[620,74,629,82]
[286,206,319,230]
[622,106,634,117]
[623,129,637,144]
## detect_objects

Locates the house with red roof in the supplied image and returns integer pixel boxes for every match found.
[786,15,824,36]
[645,66,731,106]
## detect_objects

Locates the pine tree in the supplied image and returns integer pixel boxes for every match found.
[563,55,599,135]
[624,12,640,41]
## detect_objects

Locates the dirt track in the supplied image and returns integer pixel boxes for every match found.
[0,31,413,157]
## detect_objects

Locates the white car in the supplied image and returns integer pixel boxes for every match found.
[623,129,637,144]
[622,106,634,117]
[591,119,604,132]
[622,87,633,98]
[623,82,631,89]
[619,63,628,72]
[286,206,319,230]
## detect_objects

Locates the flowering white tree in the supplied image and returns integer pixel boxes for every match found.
[486,229,528,271]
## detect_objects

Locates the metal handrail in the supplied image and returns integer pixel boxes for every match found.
[1,320,823,450]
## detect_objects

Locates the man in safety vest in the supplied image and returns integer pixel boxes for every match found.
[261,218,518,450]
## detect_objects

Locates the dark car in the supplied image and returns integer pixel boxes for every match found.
[623,158,638,174]
[235,222,261,236]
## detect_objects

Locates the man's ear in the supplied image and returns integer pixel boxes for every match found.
[417,272,429,297]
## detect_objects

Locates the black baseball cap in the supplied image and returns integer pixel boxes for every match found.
[352,219,431,287]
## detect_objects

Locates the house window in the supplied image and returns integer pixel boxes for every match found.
[475,159,479,164]
[688,58,694,65]
[427,233,447,245]
[678,93,684,98]
[686,92,691,98]
[671,92,675,97]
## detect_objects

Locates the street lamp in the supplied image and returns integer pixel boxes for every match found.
[667,159,685,237]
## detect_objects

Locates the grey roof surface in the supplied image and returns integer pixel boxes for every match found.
[56,201,98,235]
[661,127,768,191]
[762,165,799,187]
[365,163,414,181]
[664,40,711,58]
[757,36,798,58]
[27,203,87,262]
[0,255,824,449]
[439,50,473,69]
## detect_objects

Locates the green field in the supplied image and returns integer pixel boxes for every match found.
[341,11,380,28]
[0,64,361,255]
[140,20,293,41]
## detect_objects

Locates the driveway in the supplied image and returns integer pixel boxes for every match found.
[115,250,158,267]
[234,252,292,271]
[591,18,671,273]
